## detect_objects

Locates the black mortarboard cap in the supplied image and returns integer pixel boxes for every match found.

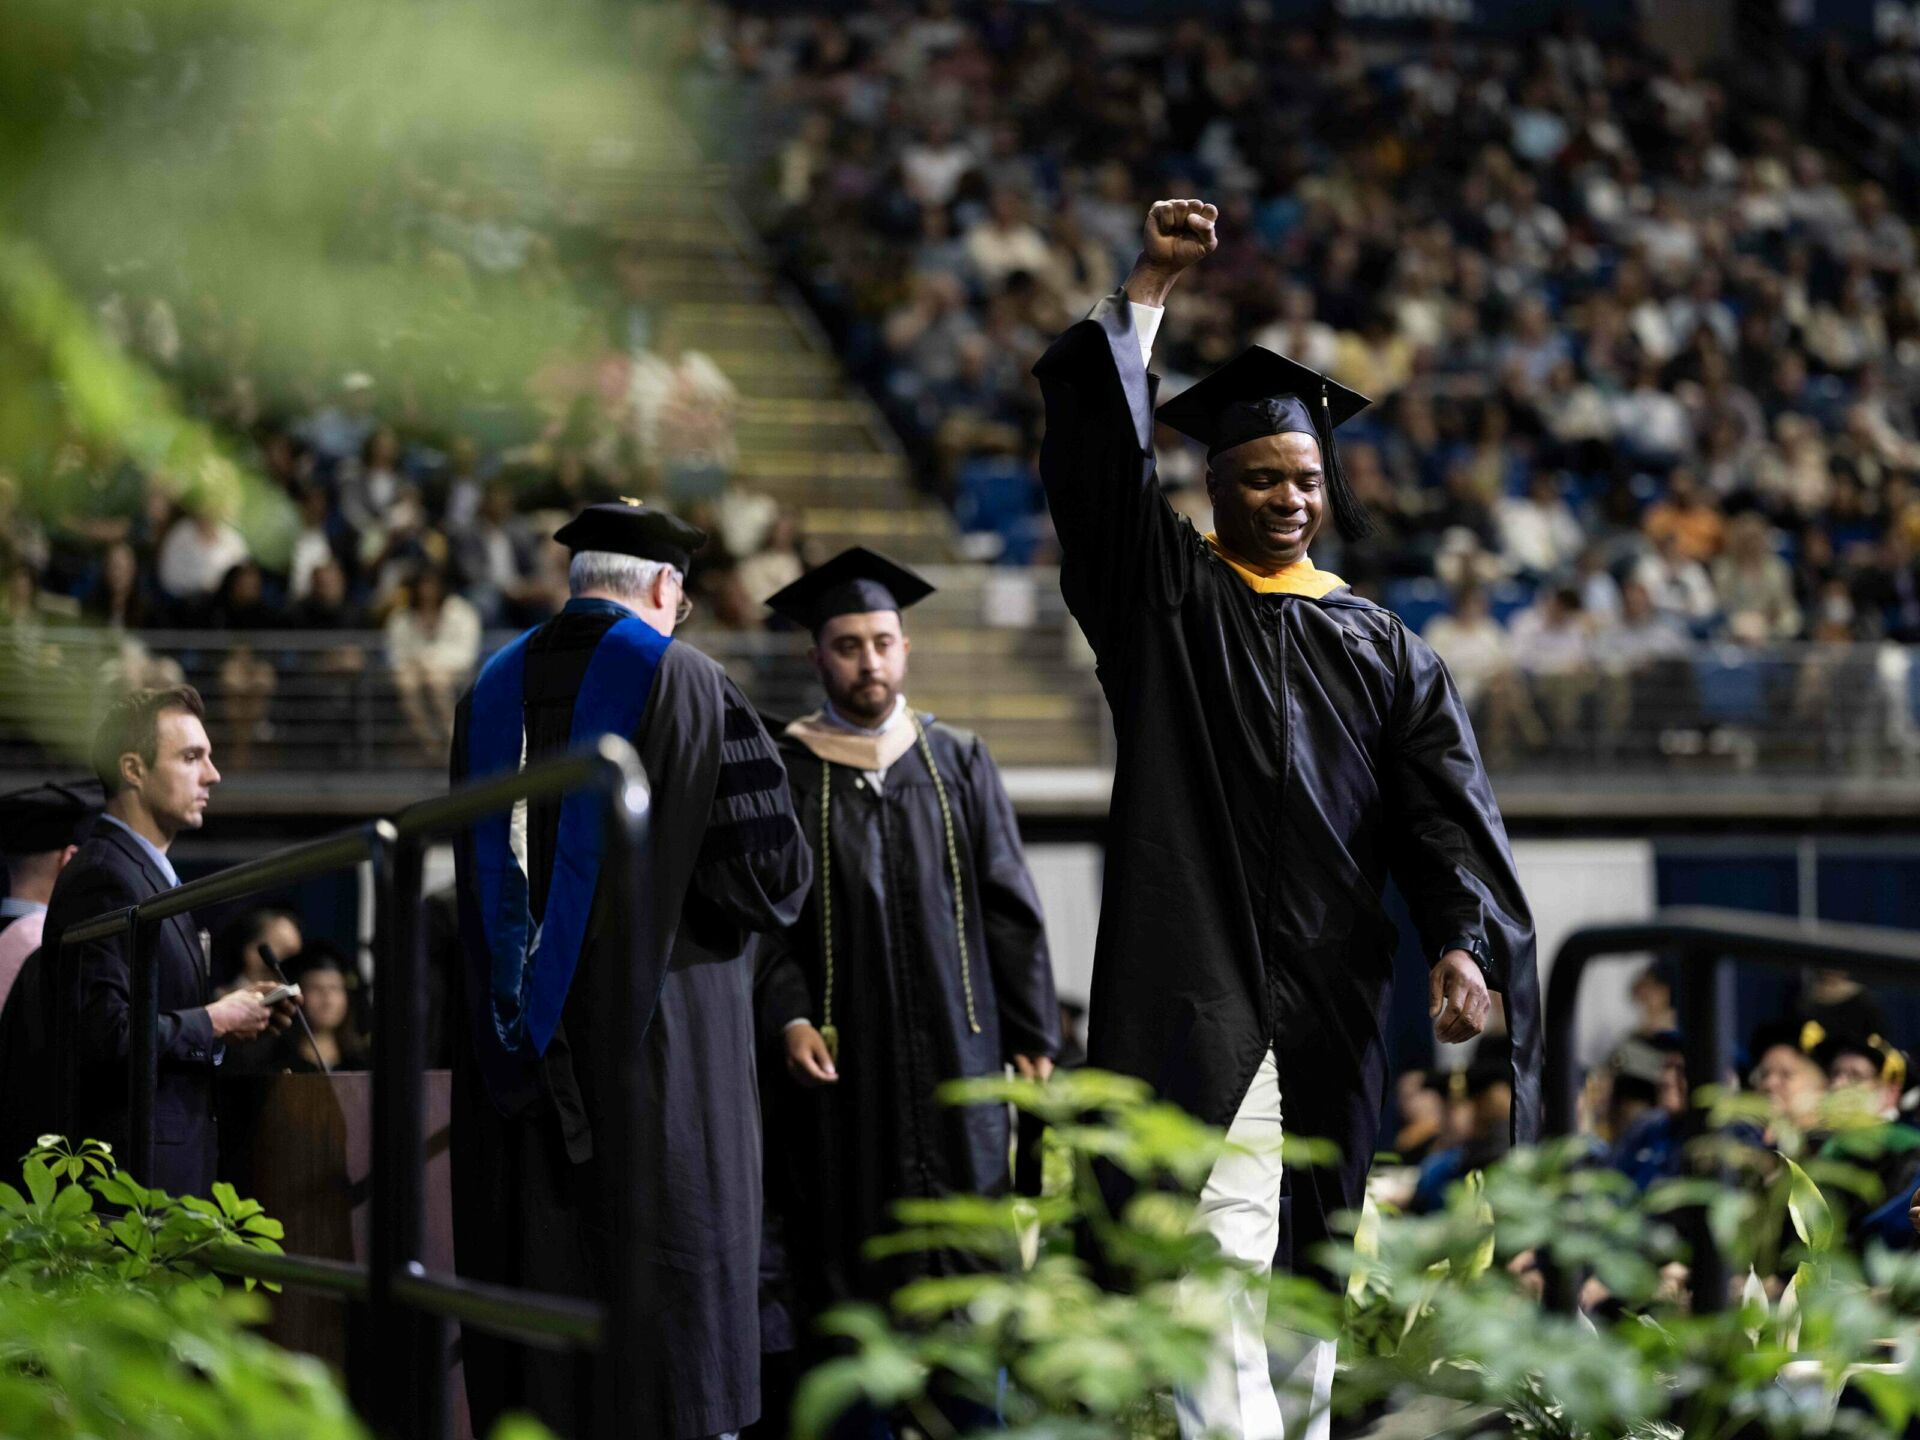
[0,779,103,855]
[1747,1018,1826,1070]
[1155,346,1375,542]
[764,547,936,633]
[552,500,707,573]
[1807,1022,1908,1088]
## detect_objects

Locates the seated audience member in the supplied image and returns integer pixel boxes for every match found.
[1810,1031,1920,1249]
[156,500,250,617]
[213,905,304,996]
[1411,1058,1516,1213]
[282,944,369,1073]
[1795,968,1889,1046]
[1392,1069,1448,1167]
[1496,471,1585,581]
[1510,586,1595,742]
[211,562,279,771]
[1633,528,1719,630]
[212,905,305,1078]
[452,481,542,626]
[1748,1021,1830,1142]
[0,781,101,1010]
[1605,1032,1687,1189]
[386,565,482,761]
[1641,468,1726,563]
[1712,512,1801,641]
[1423,583,1543,758]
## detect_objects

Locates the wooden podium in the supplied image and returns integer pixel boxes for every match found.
[217,1071,472,1438]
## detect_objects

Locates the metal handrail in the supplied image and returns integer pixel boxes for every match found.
[54,734,652,1440]
[1541,906,1920,1312]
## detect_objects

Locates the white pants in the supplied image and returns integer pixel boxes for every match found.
[1176,1050,1336,1440]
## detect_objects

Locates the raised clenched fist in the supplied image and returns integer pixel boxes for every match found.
[1141,198,1219,275]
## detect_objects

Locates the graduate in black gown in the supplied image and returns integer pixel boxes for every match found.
[0,780,101,1172]
[755,549,1059,1327]
[450,501,812,1440]
[1034,201,1541,1440]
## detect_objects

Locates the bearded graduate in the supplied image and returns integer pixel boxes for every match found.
[450,501,811,1440]
[1033,200,1541,1440]
[756,548,1059,1324]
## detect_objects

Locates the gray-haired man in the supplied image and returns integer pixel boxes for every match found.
[449,500,812,1440]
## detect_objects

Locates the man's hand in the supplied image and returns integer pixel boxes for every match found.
[1430,950,1491,1044]
[207,988,272,1041]
[784,1022,838,1087]
[257,980,300,1035]
[1011,1055,1054,1083]
[1123,198,1218,307]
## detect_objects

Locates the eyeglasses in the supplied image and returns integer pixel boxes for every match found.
[673,577,693,627]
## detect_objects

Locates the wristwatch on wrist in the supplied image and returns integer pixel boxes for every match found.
[1444,937,1492,979]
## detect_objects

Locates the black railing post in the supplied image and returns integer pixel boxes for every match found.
[596,746,653,1440]
[127,914,160,1186]
[1677,946,1732,1313]
[366,819,447,1439]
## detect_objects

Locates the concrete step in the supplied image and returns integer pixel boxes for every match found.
[735,451,905,483]
[736,419,879,454]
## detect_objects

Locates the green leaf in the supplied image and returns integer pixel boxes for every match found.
[488,1418,563,1440]
[51,1182,93,1218]
[1782,1155,1835,1254]
[210,1181,241,1217]
[92,1175,138,1208]
[22,1157,54,1209]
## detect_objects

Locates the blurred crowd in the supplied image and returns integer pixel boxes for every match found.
[1,299,807,763]
[728,3,1920,654]
[1387,961,1920,1283]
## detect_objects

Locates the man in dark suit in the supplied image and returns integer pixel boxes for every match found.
[43,685,292,1195]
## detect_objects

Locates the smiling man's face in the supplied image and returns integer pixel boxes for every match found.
[1206,430,1325,569]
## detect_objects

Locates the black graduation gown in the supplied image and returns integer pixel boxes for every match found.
[449,601,811,1440]
[1033,293,1542,1270]
[757,716,1059,1312]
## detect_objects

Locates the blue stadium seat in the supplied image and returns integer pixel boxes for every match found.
[1384,577,1449,636]
[1487,579,1536,625]
[1693,649,1768,727]
[954,455,1043,566]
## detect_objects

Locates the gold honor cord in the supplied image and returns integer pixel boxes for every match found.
[913,713,983,1039]
[818,757,837,1063]
[813,717,983,1066]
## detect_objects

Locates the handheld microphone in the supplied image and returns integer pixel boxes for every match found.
[259,943,332,1077]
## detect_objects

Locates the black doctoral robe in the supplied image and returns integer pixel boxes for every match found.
[449,599,811,1440]
[757,714,1059,1313]
[1033,293,1542,1270]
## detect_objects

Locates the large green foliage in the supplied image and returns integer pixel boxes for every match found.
[1,0,687,539]
[0,1137,362,1438]
[796,1074,1920,1440]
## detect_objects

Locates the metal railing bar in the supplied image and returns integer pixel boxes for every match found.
[66,833,377,949]
[202,1244,371,1300]
[390,1267,603,1350]
[62,905,137,950]
[1544,907,1920,1137]
[389,739,637,840]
